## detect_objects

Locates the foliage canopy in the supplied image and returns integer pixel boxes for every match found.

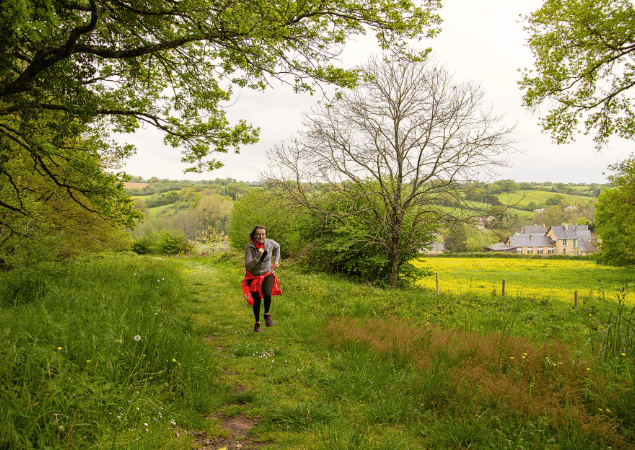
[521,0,635,147]
[595,155,635,266]
[0,0,441,259]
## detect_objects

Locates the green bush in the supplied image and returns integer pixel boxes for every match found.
[157,229,192,255]
[131,230,192,255]
[299,188,433,288]
[229,187,308,258]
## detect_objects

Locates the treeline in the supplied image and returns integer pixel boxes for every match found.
[124,178,602,277]
[125,177,261,200]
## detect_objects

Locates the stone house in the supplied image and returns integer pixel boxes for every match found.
[545,224,597,256]
[500,224,598,256]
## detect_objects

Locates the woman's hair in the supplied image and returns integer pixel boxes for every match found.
[249,225,267,241]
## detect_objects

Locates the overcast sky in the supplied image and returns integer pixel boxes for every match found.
[121,0,634,184]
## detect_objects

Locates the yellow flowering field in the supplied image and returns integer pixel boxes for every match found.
[412,257,635,304]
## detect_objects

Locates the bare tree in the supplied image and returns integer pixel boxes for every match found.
[268,56,516,288]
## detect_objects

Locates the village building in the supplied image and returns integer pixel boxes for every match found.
[420,242,446,255]
[545,224,597,255]
[484,242,515,253]
[505,233,554,255]
[492,224,598,256]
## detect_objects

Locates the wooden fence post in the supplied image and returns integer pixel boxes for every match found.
[436,273,439,295]
[574,290,578,310]
[502,279,506,297]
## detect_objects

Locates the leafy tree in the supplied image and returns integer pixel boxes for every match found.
[229,187,308,258]
[546,195,566,206]
[1,0,441,176]
[521,0,635,147]
[445,223,468,253]
[0,128,140,262]
[534,205,565,227]
[487,183,502,196]
[465,227,498,252]
[497,179,519,193]
[595,155,635,265]
[269,56,515,287]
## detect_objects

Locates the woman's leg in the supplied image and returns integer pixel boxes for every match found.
[262,274,274,326]
[252,290,262,324]
[262,274,274,314]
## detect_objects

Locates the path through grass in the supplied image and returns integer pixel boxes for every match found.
[180,254,635,449]
[2,253,634,449]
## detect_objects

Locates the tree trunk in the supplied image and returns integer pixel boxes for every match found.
[387,248,401,289]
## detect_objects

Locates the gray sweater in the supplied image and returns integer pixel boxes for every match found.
[244,239,280,276]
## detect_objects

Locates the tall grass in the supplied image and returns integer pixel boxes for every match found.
[0,254,220,449]
[319,318,634,448]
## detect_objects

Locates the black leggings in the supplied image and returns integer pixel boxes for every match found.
[251,274,274,323]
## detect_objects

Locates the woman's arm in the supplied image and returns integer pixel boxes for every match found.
[271,240,280,267]
[244,245,261,271]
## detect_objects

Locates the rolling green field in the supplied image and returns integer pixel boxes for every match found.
[499,190,596,208]
[414,257,635,304]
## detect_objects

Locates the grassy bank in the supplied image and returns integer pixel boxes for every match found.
[0,254,222,449]
[2,253,634,448]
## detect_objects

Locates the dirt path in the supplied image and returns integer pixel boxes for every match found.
[178,259,275,450]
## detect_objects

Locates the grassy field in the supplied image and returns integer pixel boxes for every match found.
[413,257,635,305]
[499,190,596,208]
[2,253,634,449]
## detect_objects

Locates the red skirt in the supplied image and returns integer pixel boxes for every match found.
[242,267,282,306]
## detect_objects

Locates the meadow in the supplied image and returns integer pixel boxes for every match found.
[413,257,635,305]
[1,252,634,449]
[498,190,597,208]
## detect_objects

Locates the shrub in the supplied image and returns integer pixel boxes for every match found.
[229,187,308,258]
[131,230,192,255]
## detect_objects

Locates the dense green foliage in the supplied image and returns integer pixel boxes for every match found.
[228,187,308,259]
[300,187,434,287]
[0,254,221,448]
[444,223,468,253]
[1,0,442,266]
[521,0,635,147]
[596,155,635,266]
[0,129,141,267]
[0,0,440,176]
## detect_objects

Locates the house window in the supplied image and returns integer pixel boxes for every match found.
[548,248,554,254]
[573,239,577,248]
[562,239,568,246]
[562,248,567,255]
[528,247,534,254]
[517,248,523,254]
[537,247,543,254]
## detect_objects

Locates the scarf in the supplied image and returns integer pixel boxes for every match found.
[254,239,264,249]
[242,266,282,306]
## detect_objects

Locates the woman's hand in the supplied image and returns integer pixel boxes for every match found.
[257,248,265,255]
[273,262,280,269]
